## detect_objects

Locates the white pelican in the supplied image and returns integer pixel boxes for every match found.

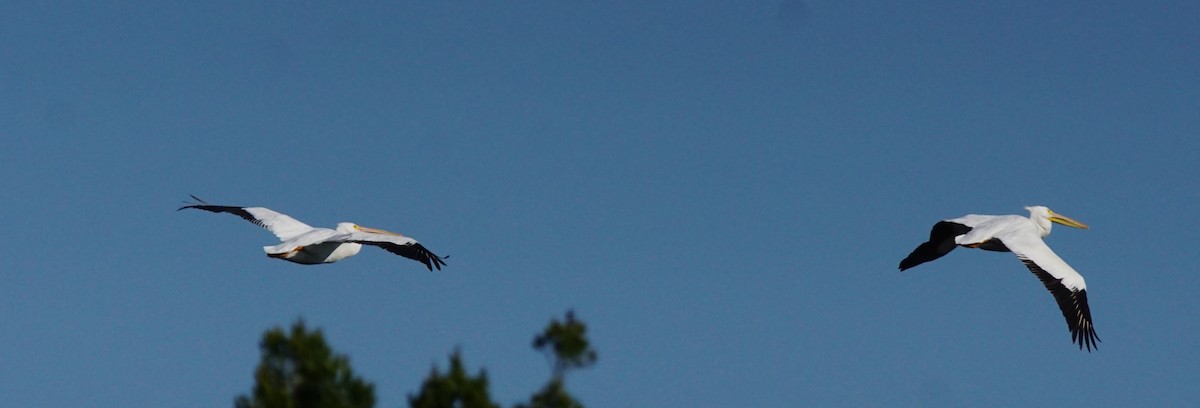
[899,206,1099,351]
[179,195,447,271]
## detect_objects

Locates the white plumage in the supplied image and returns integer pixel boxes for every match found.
[900,206,1099,351]
[180,196,446,271]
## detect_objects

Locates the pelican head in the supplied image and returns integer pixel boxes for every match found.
[1026,206,1089,230]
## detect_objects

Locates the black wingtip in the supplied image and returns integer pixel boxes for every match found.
[1076,328,1101,352]
[178,194,208,211]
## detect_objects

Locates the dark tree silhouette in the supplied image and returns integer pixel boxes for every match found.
[407,349,500,408]
[517,310,597,408]
[236,311,597,408]
[234,320,375,408]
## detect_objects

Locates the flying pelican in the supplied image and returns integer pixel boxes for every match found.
[899,206,1099,351]
[179,196,447,271]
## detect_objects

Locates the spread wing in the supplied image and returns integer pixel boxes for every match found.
[899,221,973,271]
[178,195,313,241]
[1000,233,1100,351]
[343,231,446,271]
[899,214,1008,271]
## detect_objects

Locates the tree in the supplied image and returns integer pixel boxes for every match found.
[406,349,500,408]
[515,379,584,408]
[532,310,598,380]
[235,311,597,408]
[235,320,376,408]
[517,310,597,408]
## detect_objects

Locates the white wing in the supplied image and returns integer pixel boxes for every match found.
[241,207,314,241]
[266,228,344,251]
[180,202,314,242]
[999,231,1100,351]
[953,215,1027,247]
[946,214,1003,228]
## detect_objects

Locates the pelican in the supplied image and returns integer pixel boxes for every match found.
[899,206,1099,351]
[179,195,447,271]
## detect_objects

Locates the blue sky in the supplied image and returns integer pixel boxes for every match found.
[2,1,1198,407]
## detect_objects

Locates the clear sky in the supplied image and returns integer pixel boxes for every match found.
[2,1,1198,407]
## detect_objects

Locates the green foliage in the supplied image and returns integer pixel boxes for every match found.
[531,310,598,379]
[234,320,376,408]
[236,311,597,408]
[514,379,584,408]
[407,349,500,408]
[518,310,597,408]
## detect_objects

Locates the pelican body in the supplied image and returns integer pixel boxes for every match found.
[900,206,1099,351]
[263,222,369,265]
[179,196,446,271]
